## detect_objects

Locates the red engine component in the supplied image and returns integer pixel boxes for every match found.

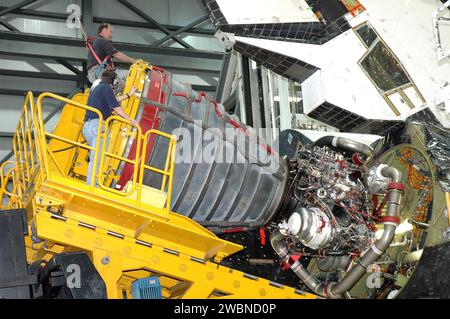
[115,68,166,190]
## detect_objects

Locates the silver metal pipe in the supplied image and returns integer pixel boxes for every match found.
[313,136,374,161]
[329,223,397,298]
[270,229,327,297]
[329,166,402,297]
[336,138,374,159]
[270,229,290,260]
[291,260,326,296]
[270,165,403,298]
[381,165,402,183]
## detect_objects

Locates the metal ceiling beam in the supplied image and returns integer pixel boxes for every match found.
[0,6,66,20]
[0,69,78,81]
[0,0,38,17]
[151,15,210,47]
[0,84,216,98]
[0,150,14,165]
[55,59,86,88]
[0,30,222,59]
[0,34,223,74]
[0,50,220,76]
[0,132,14,138]
[53,59,220,76]
[0,40,84,61]
[156,65,220,76]
[55,59,83,76]
[117,0,193,49]
[0,6,215,36]
[0,21,19,31]
[0,47,221,73]
[93,17,214,36]
[0,0,39,32]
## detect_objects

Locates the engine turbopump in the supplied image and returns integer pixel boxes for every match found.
[279,207,335,250]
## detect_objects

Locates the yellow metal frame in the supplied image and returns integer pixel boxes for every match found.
[0,161,21,209]
[11,92,41,200]
[0,61,316,299]
[36,92,104,190]
[34,209,315,299]
[98,116,142,197]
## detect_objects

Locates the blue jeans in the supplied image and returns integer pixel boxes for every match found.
[82,119,107,186]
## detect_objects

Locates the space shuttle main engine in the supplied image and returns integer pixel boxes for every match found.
[113,67,407,297]
[270,137,404,298]
[116,68,288,228]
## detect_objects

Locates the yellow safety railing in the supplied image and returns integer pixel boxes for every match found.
[0,161,21,209]
[33,92,176,212]
[36,92,104,190]
[98,116,142,197]
[11,92,41,201]
[138,129,177,211]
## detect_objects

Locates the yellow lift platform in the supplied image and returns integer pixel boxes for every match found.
[0,61,316,299]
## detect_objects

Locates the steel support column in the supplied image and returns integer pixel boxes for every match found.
[215,50,237,103]
[249,61,262,130]
[260,68,274,143]
[278,75,292,131]
[82,0,94,37]
[236,52,247,124]
[241,55,253,127]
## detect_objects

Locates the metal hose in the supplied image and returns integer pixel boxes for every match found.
[270,229,290,260]
[313,136,374,161]
[271,228,327,296]
[270,165,403,298]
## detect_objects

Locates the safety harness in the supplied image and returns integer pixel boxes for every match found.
[76,17,116,78]
[85,35,116,78]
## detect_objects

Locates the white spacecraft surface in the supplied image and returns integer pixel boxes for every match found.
[206,0,450,130]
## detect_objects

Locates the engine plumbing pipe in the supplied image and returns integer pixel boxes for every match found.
[312,136,374,162]
[270,165,403,298]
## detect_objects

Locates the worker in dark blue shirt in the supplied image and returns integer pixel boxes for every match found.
[87,23,136,92]
[83,69,138,186]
